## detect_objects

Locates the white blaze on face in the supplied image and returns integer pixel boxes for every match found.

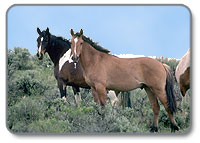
[59,49,73,72]
[74,37,78,56]
[38,37,44,54]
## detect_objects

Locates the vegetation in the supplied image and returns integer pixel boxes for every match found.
[7,47,190,134]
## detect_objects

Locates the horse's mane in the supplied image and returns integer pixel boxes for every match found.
[51,35,71,47]
[74,33,110,54]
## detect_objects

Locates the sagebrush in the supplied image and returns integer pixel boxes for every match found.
[7,47,190,134]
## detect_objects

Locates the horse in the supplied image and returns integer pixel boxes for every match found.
[36,27,90,104]
[70,29,179,132]
[175,48,190,97]
[36,27,118,105]
[107,90,119,106]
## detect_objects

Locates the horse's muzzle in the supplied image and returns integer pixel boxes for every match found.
[36,52,43,60]
[72,55,79,63]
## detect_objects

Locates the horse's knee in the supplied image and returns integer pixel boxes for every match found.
[95,84,106,106]
[99,93,107,106]
[91,87,100,104]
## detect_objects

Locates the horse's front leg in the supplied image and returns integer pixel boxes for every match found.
[72,86,82,106]
[91,87,100,104]
[91,85,107,116]
[95,83,107,106]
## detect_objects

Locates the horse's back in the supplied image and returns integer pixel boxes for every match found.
[175,49,190,84]
[105,56,166,91]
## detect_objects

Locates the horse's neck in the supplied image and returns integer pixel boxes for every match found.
[80,43,99,71]
[47,39,69,65]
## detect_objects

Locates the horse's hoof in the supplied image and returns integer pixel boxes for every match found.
[171,124,180,133]
[150,126,158,133]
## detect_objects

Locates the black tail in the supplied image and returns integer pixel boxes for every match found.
[163,64,177,114]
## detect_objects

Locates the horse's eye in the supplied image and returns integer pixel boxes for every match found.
[80,42,83,45]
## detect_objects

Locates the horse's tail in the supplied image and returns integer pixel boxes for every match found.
[163,64,177,114]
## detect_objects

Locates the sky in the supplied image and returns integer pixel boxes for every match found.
[7,5,190,59]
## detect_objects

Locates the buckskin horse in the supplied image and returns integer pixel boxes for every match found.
[175,48,190,96]
[70,29,179,132]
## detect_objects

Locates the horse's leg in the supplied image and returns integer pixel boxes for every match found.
[153,89,179,132]
[72,86,82,106]
[91,86,103,115]
[58,81,67,101]
[107,91,119,106]
[93,84,107,118]
[180,83,189,97]
[91,87,100,104]
[95,84,107,106]
[114,91,121,106]
[144,87,160,133]
[114,91,120,97]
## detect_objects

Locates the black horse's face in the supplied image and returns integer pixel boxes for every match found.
[36,27,50,60]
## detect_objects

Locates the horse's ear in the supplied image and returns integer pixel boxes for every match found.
[80,29,83,35]
[46,27,50,35]
[37,27,41,35]
[70,29,74,36]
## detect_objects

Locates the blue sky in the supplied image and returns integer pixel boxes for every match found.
[7,5,190,59]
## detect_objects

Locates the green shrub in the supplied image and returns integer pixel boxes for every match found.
[28,119,72,133]
[7,70,49,106]
[8,97,44,133]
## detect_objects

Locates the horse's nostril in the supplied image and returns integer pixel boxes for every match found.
[37,53,43,60]
[72,56,79,63]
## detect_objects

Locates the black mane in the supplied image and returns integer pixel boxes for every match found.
[50,35,71,49]
[74,33,110,54]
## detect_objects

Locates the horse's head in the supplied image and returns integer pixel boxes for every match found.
[36,27,50,60]
[70,29,84,63]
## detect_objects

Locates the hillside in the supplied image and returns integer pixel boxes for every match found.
[7,47,190,134]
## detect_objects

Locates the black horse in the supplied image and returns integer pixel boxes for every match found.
[36,27,90,103]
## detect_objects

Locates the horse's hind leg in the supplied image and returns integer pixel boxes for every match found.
[58,81,67,101]
[144,87,160,132]
[153,89,179,132]
[72,86,82,106]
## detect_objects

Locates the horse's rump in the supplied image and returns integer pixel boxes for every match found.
[163,64,177,114]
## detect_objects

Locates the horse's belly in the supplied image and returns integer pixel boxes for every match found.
[107,77,141,91]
